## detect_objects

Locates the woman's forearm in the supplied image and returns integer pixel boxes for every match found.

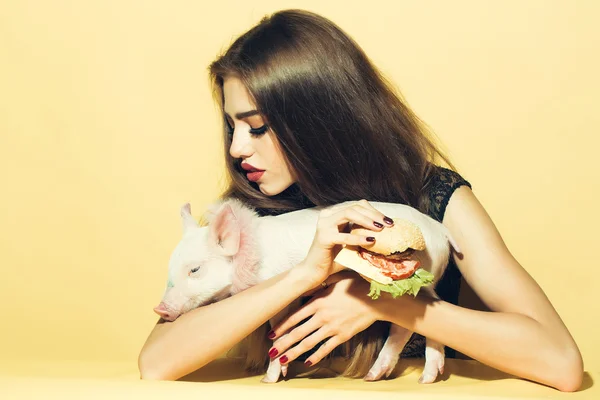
[376,295,583,392]
[138,267,314,381]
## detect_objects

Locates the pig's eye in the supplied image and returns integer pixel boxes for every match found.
[190,266,200,274]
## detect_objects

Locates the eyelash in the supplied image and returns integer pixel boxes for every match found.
[226,123,269,138]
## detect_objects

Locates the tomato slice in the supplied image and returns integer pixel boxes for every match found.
[358,250,420,280]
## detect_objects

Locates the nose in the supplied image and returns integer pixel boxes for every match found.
[228,128,253,159]
[153,302,178,321]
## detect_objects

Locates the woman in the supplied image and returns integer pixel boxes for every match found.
[138,9,583,391]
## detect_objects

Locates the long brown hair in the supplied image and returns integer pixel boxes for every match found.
[208,9,458,377]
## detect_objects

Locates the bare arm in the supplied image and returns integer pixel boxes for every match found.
[138,268,316,381]
[375,186,584,391]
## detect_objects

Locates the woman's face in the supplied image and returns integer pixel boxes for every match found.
[223,76,296,196]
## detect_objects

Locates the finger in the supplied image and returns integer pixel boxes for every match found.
[331,207,385,233]
[322,200,394,229]
[354,199,395,228]
[270,301,318,340]
[314,209,379,249]
[278,326,332,365]
[326,230,379,248]
[269,316,321,358]
[302,335,345,366]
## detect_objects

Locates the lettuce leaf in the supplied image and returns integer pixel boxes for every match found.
[367,268,435,300]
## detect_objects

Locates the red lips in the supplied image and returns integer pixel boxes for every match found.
[241,162,264,172]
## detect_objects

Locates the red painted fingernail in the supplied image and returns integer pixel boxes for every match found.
[268,348,278,358]
[366,237,375,242]
[373,221,383,228]
[305,360,312,367]
[384,216,394,225]
[280,355,288,364]
[267,330,276,339]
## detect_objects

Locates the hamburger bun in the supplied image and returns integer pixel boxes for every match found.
[350,218,426,256]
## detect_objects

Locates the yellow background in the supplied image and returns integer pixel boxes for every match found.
[1,0,598,387]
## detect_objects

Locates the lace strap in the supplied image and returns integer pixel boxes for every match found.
[426,166,472,222]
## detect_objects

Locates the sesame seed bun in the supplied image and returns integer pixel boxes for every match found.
[350,218,426,256]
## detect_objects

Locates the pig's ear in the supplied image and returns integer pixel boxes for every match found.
[203,201,223,224]
[208,204,240,256]
[180,203,199,233]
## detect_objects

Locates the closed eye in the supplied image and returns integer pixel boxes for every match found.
[249,125,268,135]
[225,119,269,138]
[190,266,200,274]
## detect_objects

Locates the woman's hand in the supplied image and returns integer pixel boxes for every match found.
[292,199,394,289]
[267,271,381,367]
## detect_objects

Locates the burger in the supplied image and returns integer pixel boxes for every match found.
[333,218,434,299]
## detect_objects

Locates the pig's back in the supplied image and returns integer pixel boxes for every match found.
[253,200,448,281]
[255,208,321,280]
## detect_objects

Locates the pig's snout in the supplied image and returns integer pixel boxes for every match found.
[153,302,180,321]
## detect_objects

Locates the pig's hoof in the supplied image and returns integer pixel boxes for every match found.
[364,372,377,381]
[363,366,393,381]
[260,375,279,384]
[260,367,282,383]
[418,357,444,384]
[364,358,397,381]
[262,359,283,383]
[418,373,437,384]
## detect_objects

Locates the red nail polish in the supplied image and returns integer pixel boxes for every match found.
[267,330,276,339]
[280,355,288,364]
[268,348,278,358]
[305,360,312,367]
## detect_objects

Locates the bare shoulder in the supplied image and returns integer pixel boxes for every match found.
[442,185,510,263]
[441,186,551,315]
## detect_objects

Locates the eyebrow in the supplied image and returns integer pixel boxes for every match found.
[224,109,260,120]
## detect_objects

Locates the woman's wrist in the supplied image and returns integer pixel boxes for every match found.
[287,261,325,292]
[375,290,444,327]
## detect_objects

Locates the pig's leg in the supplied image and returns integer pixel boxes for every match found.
[419,337,445,384]
[364,324,413,381]
[418,286,445,384]
[261,305,294,383]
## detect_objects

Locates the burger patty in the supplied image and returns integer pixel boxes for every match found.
[358,248,421,280]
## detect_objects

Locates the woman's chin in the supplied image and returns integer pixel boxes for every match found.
[258,180,294,197]
[258,183,278,196]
